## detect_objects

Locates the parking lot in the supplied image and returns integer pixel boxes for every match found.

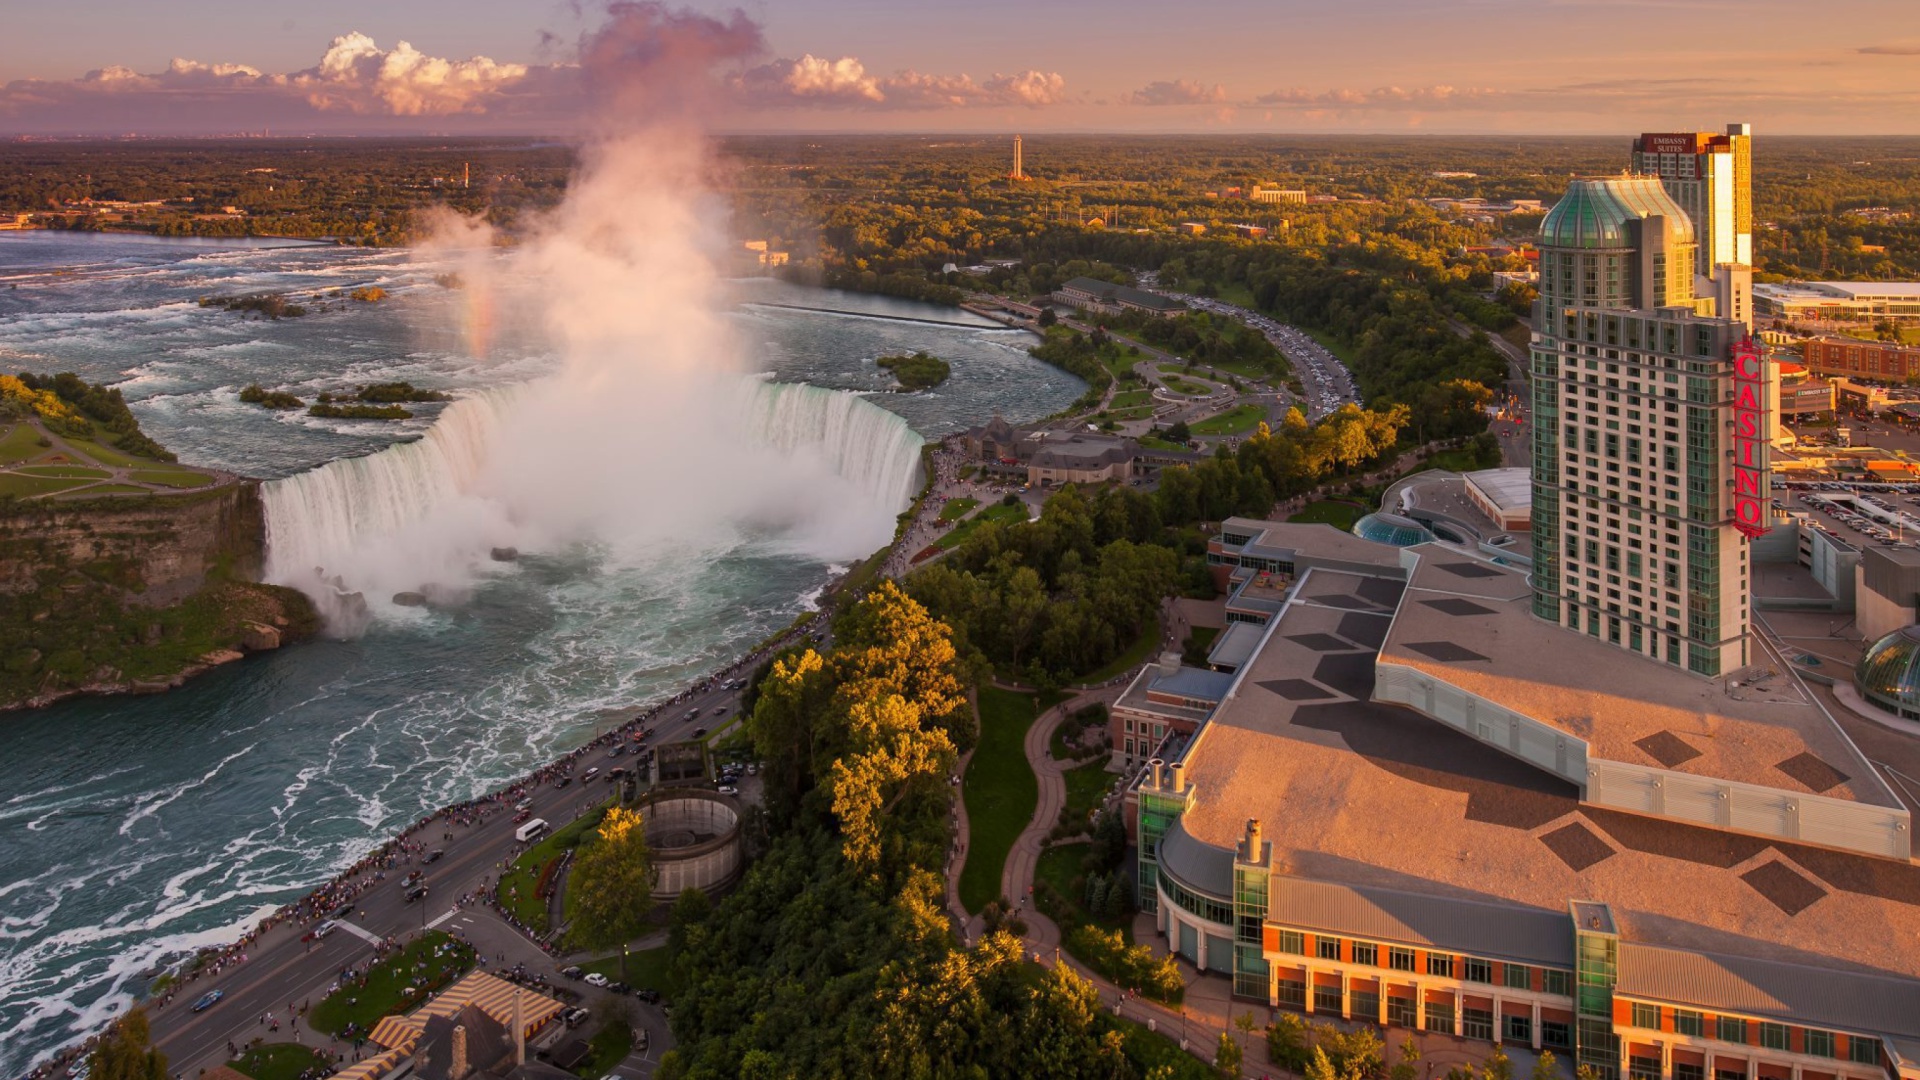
[1778,479,1920,552]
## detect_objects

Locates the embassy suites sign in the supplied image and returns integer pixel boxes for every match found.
[1731,335,1769,540]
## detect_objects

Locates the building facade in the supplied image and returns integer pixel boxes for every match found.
[1530,176,1762,677]
[1755,283,1920,327]
[1631,125,1753,289]
[1802,337,1920,383]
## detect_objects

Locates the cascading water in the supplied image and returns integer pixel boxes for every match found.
[262,376,924,628]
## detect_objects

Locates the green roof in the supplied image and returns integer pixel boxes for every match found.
[1539,176,1695,250]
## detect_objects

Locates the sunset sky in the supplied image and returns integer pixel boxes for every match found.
[3,0,1919,135]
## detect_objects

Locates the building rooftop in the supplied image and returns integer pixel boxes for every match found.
[1171,552,1920,999]
[1463,467,1532,512]
[1207,620,1267,671]
[1377,551,1895,808]
[1539,176,1695,250]
[1810,282,1920,301]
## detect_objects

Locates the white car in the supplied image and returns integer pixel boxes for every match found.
[584,973,610,988]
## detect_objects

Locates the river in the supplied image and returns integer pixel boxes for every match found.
[0,231,1082,1071]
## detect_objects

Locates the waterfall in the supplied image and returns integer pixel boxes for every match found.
[262,377,923,627]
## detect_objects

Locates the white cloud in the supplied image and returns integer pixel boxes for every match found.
[293,32,530,116]
[738,55,1066,109]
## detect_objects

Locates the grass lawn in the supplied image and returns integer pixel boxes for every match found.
[1103,405,1156,422]
[1155,363,1194,375]
[1190,405,1265,436]
[0,473,89,498]
[1214,280,1258,309]
[227,1044,333,1080]
[1420,447,1488,473]
[1034,843,1131,937]
[936,500,1029,551]
[1074,614,1161,685]
[131,467,216,488]
[580,944,674,994]
[1188,626,1220,650]
[308,931,475,1037]
[959,687,1040,914]
[1161,378,1213,396]
[497,805,609,933]
[1106,1013,1217,1080]
[0,423,43,465]
[58,436,148,469]
[15,464,110,478]
[1061,760,1113,835]
[1289,500,1368,530]
[938,497,979,522]
[1109,389,1152,409]
[60,483,151,497]
[580,1017,636,1077]
[1137,436,1186,452]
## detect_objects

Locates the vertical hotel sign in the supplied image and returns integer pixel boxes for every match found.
[1732,336,1769,539]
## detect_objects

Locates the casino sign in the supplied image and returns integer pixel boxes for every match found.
[1730,335,1769,540]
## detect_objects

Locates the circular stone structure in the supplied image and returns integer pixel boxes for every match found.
[1856,625,1920,721]
[1351,512,1435,548]
[638,789,744,900]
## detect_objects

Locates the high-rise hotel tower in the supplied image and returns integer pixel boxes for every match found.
[1631,124,1753,301]
[1529,176,1763,677]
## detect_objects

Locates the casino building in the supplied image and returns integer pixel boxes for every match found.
[1529,174,1762,677]
[1134,522,1920,1080]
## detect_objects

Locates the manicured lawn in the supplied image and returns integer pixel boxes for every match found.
[227,1043,333,1080]
[308,931,475,1037]
[1061,761,1114,835]
[579,1017,637,1076]
[1074,614,1161,685]
[131,467,216,488]
[497,805,609,933]
[14,464,110,478]
[1109,389,1152,409]
[1188,626,1220,650]
[60,436,148,468]
[1214,281,1258,309]
[580,944,674,994]
[1420,447,1488,473]
[0,423,43,465]
[1190,405,1265,436]
[938,496,979,522]
[1289,500,1368,530]
[959,688,1040,914]
[0,473,88,498]
[1137,436,1187,452]
[60,483,151,497]
[1156,363,1193,375]
[937,500,1030,551]
[1161,378,1213,396]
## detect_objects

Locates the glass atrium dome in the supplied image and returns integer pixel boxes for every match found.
[1538,177,1696,250]
[1856,625,1920,719]
[1352,512,1434,548]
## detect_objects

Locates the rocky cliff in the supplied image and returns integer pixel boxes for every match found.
[0,482,319,710]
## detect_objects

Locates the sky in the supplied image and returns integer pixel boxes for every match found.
[3,0,1919,136]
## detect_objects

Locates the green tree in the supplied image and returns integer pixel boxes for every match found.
[566,806,654,954]
[90,1007,166,1080]
[1216,1030,1244,1078]
[1267,1012,1310,1072]
[1483,1046,1514,1080]
[1390,1035,1422,1080]
[1532,1051,1560,1080]
[1166,419,1192,444]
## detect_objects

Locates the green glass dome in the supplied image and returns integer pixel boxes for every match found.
[1353,512,1434,547]
[1539,177,1695,250]
[1856,625,1920,719]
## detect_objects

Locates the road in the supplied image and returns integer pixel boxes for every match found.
[1138,278,1362,422]
[137,656,785,1078]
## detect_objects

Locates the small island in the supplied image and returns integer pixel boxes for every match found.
[302,382,451,421]
[876,351,952,391]
[238,384,304,410]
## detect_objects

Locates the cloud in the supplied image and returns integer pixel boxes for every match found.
[1123,79,1227,106]
[293,32,530,115]
[1859,43,1920,55]
[737,55,1065,109]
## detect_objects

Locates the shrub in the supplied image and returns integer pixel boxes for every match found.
[1065,924,1183,1003]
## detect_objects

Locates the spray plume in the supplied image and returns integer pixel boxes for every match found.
[264,4,922,631]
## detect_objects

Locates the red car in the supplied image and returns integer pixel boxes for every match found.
[513,810,532,824]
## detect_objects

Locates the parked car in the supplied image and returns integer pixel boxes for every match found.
[564,1006,591,1027]
[560,965,584,980]
[191,989,223,1013]
[584,973,610,988]
[717,785,738,796]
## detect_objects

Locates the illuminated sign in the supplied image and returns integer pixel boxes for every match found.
[1641,133,1707,155]
[1731,336,1769,540]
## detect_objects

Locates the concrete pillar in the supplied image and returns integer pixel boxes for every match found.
[1455,988,1464,1037]
[1662,1040,1673,1080]
[1269,967,1280,1009]
[1792,1065,1803,1080]
[1379,984,1389,1027]
[1531,1002,1543,1051]
[1305,966,1316,1014]
[1416,981,1426,1030]
[1198,930,1208,972]
[1342,972,1351,1021]
[1494,994,1504,1045]
[1748,1056,1758,1080]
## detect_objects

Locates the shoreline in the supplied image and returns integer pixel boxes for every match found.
[24,476,945,1076]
